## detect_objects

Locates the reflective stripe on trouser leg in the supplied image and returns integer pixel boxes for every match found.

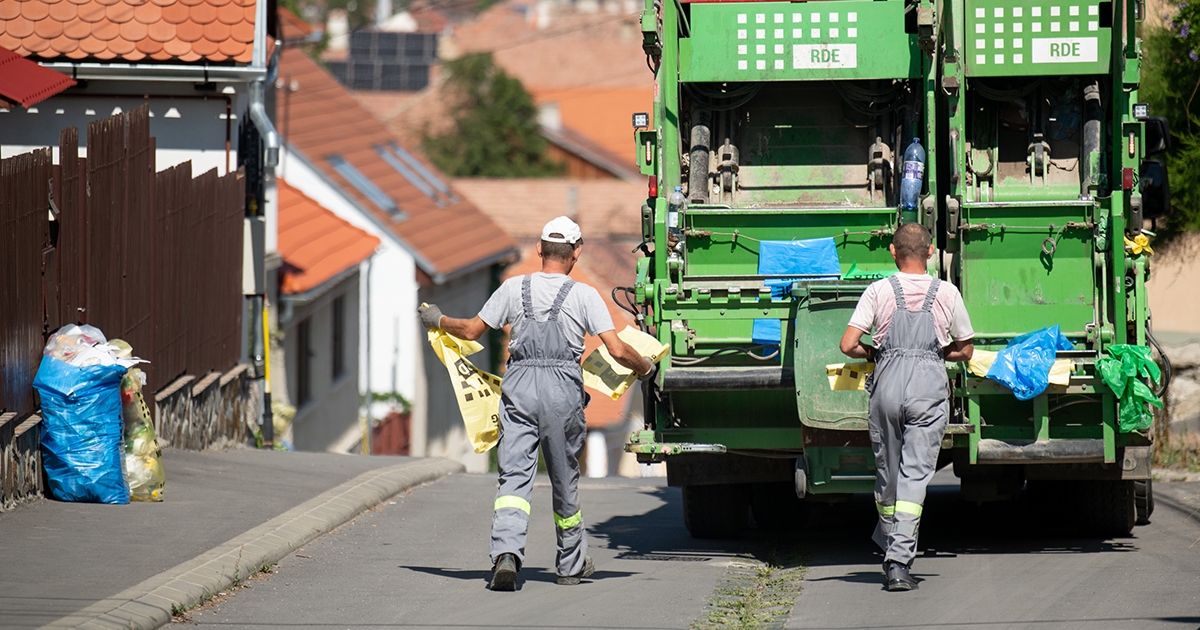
[884,394,949,566]
[541,401,588,578]
[490,397,539,566]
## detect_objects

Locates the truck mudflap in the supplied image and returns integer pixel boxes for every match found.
[977,438,1106,463]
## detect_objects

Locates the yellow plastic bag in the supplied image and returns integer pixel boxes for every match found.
[582,326,670,400]
[826,362,874,390]
[969,349,1072,386]
[427,329,502,453]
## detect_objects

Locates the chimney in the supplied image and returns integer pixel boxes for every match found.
[327,9,349,52]
[376,0,393,28]
[537,102,561,132]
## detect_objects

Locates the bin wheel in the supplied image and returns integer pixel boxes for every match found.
[1134,479,1154,526]
[682,484,749,539]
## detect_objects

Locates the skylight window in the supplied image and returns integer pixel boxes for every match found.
[387,142,458,203]
[326,155,402,218]
[375,144,440,205]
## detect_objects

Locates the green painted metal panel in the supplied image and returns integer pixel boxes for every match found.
[680,0,920,82]
[958,201,1096,337]
[794,283,872,430]
[963,0,1112,77]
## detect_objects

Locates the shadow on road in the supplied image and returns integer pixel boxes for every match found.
[399,565,638,589]
[582,479,1146,578]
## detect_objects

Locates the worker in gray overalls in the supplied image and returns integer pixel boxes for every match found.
[840,222,975,591]
[419,216,655,591]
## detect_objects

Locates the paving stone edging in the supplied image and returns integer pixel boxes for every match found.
[40,457,465,630]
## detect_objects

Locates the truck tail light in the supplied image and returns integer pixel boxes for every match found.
[648,176,658,198]
[1123,167,1134,191]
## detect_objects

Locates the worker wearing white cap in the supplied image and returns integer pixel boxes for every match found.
[418,216,656,591]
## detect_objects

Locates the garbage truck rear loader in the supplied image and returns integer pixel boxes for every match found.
[627,0,1167,538]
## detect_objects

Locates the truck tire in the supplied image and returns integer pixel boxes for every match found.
[682,484,749,539]
[751,482,807,531]
[1134,479,1154,526]
[1078,480,1136,537]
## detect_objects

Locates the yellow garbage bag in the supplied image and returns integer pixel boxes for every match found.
[968,349,1072,386]
[427,329,502,453]
[826,362,874,391]
[582,326,670,400]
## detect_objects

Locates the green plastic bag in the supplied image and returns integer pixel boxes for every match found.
[1096,345,1164,433]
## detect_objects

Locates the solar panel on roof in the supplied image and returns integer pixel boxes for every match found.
[326,155,404,218]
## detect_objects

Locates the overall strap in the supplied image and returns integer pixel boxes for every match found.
[521,275,535,319]
[887,275,907,310]
[921,278,941,313]
[547,279,575,321]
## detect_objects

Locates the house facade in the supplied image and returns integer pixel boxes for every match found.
[276,46,517,471]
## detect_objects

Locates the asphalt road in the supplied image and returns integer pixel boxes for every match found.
[180,471,1200,630]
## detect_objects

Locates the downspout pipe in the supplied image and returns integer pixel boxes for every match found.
[249,0,280,169]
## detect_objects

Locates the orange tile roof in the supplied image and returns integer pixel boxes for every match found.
[449,1,649,91]
[278,47,518,281]
[278,6,314,43]
[0,0,256,64]
[531,87,653,160]
[278,179,380,295]
[452,178,645,240]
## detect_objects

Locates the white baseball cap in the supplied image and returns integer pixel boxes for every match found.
[541,216,582,244]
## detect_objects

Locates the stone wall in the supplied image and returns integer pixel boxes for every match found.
[155,365,261,451]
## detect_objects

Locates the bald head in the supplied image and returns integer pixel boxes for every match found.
[891,222,932,263]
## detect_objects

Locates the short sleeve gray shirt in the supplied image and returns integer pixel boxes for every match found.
[478,272,615,362]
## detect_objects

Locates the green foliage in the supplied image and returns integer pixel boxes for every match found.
[370,390,412,412]
[1141,5,1200,235]
[422,53,564,178]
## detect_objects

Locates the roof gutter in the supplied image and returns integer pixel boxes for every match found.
[40,62,266,83]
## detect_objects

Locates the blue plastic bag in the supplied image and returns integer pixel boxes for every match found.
[33,356,130,504]
[752,238,841,345]
[985,326,1074,401]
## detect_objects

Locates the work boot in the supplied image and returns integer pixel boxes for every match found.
[490,553,519,591]
[883,560,917,591]
[556,556,595,585]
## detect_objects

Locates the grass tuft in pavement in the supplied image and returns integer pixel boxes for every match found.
[692,544,807,630]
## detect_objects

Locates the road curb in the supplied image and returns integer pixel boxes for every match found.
[39,457,465,630]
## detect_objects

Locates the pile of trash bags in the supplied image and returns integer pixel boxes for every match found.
[985,325,1075,401]
[33,324,165,504]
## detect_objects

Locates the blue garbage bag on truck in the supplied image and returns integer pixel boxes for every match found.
[33,355,130,504]
[985,326,1074,401]
[752,238,841,345]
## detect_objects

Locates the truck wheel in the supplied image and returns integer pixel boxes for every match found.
[1134,479,1154,525]
[1078,480,1136,537]
[751,482,807,532]
[682,484,749,539]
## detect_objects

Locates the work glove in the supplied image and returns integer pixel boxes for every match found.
[637,356,658,382]
[418,303,444,330]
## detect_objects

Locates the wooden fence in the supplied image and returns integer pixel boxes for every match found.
[0,105,248,507]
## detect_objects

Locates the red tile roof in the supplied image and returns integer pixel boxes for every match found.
[530,87,653,161]
[452,178,645,240]
[278,6,315,43]
[278,179,380,295]
[0,0,257,63]
[278,47,518,281]
[0,44,74,107]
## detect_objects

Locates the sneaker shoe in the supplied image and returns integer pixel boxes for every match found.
[556,556,595,586]
[490,553,518,591]
[883,560,917,592]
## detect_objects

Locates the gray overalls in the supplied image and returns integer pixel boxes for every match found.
[490,276,589,578]
[868,276,949,567]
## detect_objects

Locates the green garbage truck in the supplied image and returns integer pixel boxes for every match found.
[625,0,1170,538]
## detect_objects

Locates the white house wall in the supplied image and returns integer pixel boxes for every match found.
[280,147,420,408]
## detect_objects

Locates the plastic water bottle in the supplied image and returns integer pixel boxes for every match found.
[667,186,687,245]
[899,138,925,211]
